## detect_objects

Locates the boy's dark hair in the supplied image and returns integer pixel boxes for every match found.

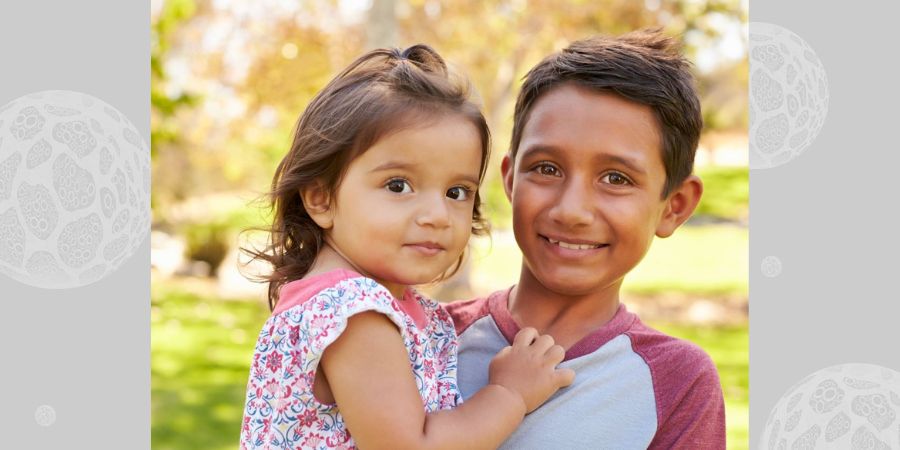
[242,45,491,310]
[509,29,702,197]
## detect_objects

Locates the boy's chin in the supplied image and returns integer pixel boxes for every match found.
[527,266,620,298]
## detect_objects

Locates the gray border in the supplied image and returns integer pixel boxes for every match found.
[751,2,900,448]
[0,0,150,447]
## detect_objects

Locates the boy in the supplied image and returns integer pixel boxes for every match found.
[447,30,726,449]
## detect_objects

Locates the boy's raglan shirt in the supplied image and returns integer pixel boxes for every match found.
[446,288,726,450]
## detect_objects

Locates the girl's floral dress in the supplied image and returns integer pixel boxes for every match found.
[240,269,462,449]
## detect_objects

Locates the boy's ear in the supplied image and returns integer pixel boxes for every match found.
[656,175,703,238]
[300,182,334,230]
[501,153,514,201]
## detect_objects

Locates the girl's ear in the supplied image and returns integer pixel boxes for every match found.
[300,182,334,230]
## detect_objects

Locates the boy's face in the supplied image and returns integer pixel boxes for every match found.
[503,84,691,296]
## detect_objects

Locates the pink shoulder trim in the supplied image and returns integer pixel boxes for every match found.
[273,268,361,315]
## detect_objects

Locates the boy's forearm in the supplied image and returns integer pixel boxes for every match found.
[419,384,526,450]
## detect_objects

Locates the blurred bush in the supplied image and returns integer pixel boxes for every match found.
[182,221,231,276]
[179,206,273,276]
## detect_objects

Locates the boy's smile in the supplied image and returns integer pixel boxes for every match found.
[503,83,678,298]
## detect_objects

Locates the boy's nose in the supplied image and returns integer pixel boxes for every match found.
[548,180,594,227]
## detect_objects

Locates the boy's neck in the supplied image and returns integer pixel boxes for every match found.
[508,268,622,350]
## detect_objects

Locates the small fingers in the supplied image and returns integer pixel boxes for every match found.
[531,334,556,354]
[513,327,539,347]
[545,344,566,364]
[554,367,576,387]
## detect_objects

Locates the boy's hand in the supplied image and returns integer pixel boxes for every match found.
[487,327,576,413]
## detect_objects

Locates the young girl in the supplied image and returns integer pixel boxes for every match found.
[239,45,574,449]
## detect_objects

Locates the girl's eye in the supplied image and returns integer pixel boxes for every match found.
[386,179,412,193]
[601,172,632,186]
[446,186,472,201]
[534,162,560,177]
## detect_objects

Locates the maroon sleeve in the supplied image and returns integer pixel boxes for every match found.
[443,296,491,336]
[628,325,727,450]
[649,360,726,449]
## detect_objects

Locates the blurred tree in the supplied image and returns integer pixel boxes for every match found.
[368,0,398,48]
[151,0,746,231]
[151,0,201,225]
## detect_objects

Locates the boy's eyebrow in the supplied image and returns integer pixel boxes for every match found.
[520,144,647,175]
[371,160,480,185]
[518,144,559,160]
[596,154,647,176]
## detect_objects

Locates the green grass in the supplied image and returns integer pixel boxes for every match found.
[469,224,748,297]
[624,225,748,296]
[479,165,748,230]
[694,166,749,222]
[151,282,270,450]
[152,280,747,449]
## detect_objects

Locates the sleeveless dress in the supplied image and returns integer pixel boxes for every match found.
[240,269,463,449]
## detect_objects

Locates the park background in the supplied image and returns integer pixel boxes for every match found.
[149,0,749,448]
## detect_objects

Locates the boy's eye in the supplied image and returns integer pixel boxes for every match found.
[601,172,632,186]
[446,186,472,201]
[386,179,412,193]
[534,162,560,177]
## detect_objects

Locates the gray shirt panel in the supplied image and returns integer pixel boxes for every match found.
[457,316,657,450]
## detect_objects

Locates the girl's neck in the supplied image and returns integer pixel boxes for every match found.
[308,243,407,299]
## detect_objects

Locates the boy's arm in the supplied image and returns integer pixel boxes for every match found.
[322,312,573,450]
[648,362,726,449]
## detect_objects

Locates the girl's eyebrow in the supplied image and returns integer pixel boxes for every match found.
[371,161,480,185]
[454,173,481,186]
[370,161,414,173]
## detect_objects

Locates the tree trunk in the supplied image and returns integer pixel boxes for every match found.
[366,0,397,50]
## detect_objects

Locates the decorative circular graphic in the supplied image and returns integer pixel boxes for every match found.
[760,363,900,449]
[0,91,150,289]
[749,23,829,170]
[34,404,56,427]
[761,256,783,278]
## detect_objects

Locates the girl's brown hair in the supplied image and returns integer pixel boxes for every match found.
[241,45,491,311]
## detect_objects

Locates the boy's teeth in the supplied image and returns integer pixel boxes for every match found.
[547,238,600,250]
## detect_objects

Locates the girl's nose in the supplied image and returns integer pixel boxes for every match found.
[415,193,451,229]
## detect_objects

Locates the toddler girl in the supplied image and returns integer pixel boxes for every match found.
[240,44,573,449]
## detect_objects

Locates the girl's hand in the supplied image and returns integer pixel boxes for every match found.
[487,327,575,413]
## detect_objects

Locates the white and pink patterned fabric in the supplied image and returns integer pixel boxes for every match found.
[240,269,462,449]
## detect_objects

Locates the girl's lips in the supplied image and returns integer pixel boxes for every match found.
[405,242,445,256]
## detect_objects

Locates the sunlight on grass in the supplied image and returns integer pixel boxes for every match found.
[469,224,748,296]
[152,280,748,449]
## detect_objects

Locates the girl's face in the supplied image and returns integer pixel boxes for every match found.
[322,113,483,296]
